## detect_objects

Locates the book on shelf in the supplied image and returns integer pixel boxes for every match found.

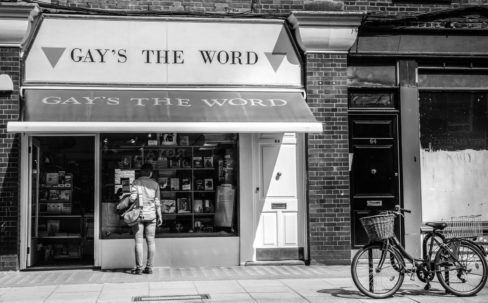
[49,189,60,200]
[177,197,191,213]
[58,190,71,201]
[193,199,203,213]
[179,135,190,146]
[170,178,180,191]
[156,154,168,169]
[47,220,60,236]
[204,178,214,191]
[204,156,214,168]
[203,199,214,213]
[121,178,131,193]
[181,178,191,191]
[161,133,177,145]
[181,158,192,168]
[64,174,72,186]
[195,179,204,191]
[46,173,59,185]
[169,158,181,168]
[162,199,176,214]
[193,156,203,168]
[158,177,170,191]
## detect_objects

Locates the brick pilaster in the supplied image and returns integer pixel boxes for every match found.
[306,53,350,265]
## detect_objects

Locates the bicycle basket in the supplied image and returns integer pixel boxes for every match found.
[360,214,395,241]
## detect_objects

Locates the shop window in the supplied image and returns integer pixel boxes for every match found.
[100,133,238,239]
[419,91,488,223]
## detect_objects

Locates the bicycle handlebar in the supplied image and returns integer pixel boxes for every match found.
[395,205,411,214]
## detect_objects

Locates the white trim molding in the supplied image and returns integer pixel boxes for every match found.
[0,3,39,47]
[288,11,364,54]
[7,121,324,134]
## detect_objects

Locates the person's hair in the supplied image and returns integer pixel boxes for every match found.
[140,163,153,176]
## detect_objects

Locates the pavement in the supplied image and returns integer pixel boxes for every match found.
[0,265,487,302]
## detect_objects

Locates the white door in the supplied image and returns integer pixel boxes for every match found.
[254,133,305,259]
[27,138,40,267]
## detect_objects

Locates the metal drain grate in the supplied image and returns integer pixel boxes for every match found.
[132,294,210,301]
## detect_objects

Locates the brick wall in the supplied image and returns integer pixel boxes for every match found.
[306,53,350,265]
[0,47,21,271]
[47,0,488,13]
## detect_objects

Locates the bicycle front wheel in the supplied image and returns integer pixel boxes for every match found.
[435,240,488,296]
[351,243,405,299]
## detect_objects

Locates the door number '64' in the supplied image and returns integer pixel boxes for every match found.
[369,138,377,144]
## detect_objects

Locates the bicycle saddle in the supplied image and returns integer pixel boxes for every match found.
[425,222,447,230]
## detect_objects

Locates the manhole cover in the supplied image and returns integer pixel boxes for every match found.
[132,294,210,301]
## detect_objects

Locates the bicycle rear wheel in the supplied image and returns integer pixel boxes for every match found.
[435,240,488,296]
[351,243,405,299]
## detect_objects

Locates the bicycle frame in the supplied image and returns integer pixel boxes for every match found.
[377,233,468,277]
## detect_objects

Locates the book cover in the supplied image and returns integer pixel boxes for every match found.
[158,177,170,191]
[204,156,214,168]
[181,178,191,191]
[193,199,203,213]
[204,178,214,191]
[169,158,181,168]
[162,199,176,214]
[47,220,60,236]
[161,133,177,145]
[58,190,71,201]
[49,189,60,200]
[64,174,72,186]
[203,199,214,213]
[177,197,191,213]
[46,173,59,185]
[195,179,204,190]
[193,156,203,168]
[179,136,190,146]
[121,178,131,193]
[170,178,180,191]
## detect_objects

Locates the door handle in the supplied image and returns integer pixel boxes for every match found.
[276,172,282,180]
[255,187,260,193]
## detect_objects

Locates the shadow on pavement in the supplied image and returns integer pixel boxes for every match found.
[317,287,451,299]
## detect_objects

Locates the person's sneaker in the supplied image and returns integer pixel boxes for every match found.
[130,268,142,275]
[142,267,153,274]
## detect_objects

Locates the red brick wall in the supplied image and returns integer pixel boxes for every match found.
[306,53,350,265]
[0,47,21,271]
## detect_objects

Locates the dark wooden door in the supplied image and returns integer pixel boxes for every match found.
[349,114,402,247]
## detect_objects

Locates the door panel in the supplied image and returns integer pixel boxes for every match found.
[349,115,401,247]
[255,133,302,257]
[261,213,278,246]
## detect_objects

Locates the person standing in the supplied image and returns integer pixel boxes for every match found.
[130,163,162,274]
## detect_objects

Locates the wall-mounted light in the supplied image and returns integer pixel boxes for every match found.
[0,74,14,94]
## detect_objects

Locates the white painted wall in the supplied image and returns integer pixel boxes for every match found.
[421,149,488,222]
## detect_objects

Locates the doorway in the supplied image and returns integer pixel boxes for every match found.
[349,114,402,247]
[253,133,306,261]
[27,136,95,268]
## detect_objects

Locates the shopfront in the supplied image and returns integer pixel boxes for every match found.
[8,14,322,269]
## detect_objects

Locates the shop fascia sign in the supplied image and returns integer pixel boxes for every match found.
[24,16,302,87]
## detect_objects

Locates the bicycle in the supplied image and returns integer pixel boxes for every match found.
[351,206,488,299]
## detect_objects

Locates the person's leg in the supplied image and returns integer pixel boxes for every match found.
[144,221,156,273]
[132,222,144,273]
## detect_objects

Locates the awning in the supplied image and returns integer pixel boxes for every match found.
[7,89,323,133]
